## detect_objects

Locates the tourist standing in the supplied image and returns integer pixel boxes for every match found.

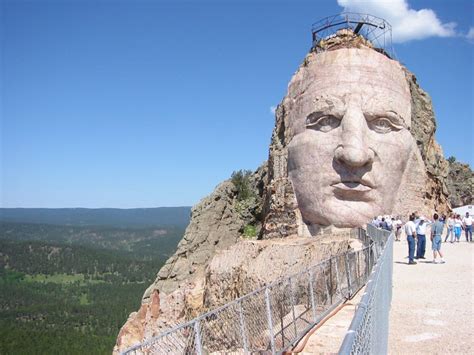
[380,217,391,231]
[395,217,402,241]
[415,216,429,259]
[462,212,472,242]
[404,215,417,265]
[454,215,463,242]
[444,214,454,243]
[431,213,445,263]
[371,216,379,228]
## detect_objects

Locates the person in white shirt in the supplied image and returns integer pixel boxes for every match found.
[444,214,455,243]
[371,217,379,228]
[454,215,463,242]
[415,216,430,259]
[404,214,417,264]
[395,217,402,241]
[462,212,472,242]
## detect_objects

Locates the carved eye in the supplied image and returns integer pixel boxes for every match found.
[369,117,399,134]
[306,113,340,132]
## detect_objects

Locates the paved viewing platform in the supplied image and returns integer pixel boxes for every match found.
[389,239,473,354]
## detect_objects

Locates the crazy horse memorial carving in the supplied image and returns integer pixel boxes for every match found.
[115,14,451,353]
[263,15,449,238]
[287,46,413,229]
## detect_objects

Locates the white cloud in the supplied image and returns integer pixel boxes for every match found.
[337,0,457,43]
[467,27,474,42]
[270,105,277,115]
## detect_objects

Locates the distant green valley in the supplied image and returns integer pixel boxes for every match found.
[0,208,189,354]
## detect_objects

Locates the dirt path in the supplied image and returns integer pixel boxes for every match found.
[389,239,474,354]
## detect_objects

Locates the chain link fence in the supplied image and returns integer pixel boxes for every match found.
[122,226,392,355]
[338,225,393,354]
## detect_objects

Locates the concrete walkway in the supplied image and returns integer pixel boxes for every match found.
[389,239,474,354]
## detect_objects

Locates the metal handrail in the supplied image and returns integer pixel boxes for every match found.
[121,226,391,355]
[338,228,394,354]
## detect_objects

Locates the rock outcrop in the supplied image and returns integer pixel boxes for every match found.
[203,233,362,309]
[447,161,473,207]
[114,167,267,352]
[145,165,266,297]
[115,32,455,352]
[404,71,451,213]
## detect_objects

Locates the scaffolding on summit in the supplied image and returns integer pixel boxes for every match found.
[311,13,395,59]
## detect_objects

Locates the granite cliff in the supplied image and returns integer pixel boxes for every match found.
[114,168,267,350]
[447,160,473,207]
[114,32,455,352]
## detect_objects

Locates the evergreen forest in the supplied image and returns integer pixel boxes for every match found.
[0,215,187,355]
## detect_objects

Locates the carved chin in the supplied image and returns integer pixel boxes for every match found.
[301,208,374,228]
[295,189,385,228]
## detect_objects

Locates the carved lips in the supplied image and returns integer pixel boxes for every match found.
[331,177,375,200]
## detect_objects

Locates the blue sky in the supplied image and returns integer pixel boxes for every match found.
[2,0,473,208]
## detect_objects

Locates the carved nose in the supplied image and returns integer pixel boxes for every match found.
[334,144,374,168]
[334,106,374,168]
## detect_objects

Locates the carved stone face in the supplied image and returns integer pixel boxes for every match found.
[287,48,414,228]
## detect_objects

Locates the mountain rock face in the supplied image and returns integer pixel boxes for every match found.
[114,168,267,352]
[114,33,454,352]
[447,161,473,207]
[203,233,362,309]
[148,165,266,296]
[404,71,451,213]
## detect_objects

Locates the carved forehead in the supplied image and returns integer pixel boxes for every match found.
[286,48,412,135]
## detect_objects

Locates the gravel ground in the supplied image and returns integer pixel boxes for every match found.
[389,239,474,354]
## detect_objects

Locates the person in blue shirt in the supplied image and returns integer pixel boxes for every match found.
[380,217,391,231]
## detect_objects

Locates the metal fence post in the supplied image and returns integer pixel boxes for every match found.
[324,263,331,307]
[356,249,361,290]
[238,300,249,353]
[308,269,317,322]
[334,257,342,300]
[265,287,276,355]
[344,253,352,298]
[368,245,372,275]
[289,277,297,337]
[194,320,203,355]
[329,258,333,304]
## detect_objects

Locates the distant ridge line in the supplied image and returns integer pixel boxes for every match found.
[0,207,192,229]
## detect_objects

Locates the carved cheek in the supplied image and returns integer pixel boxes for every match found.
[288,131,340,172]
[367,130,414,198]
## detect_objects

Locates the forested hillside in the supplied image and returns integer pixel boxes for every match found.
[0,222,184,260]
[0,239,174,354]
[0,210,186,354]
